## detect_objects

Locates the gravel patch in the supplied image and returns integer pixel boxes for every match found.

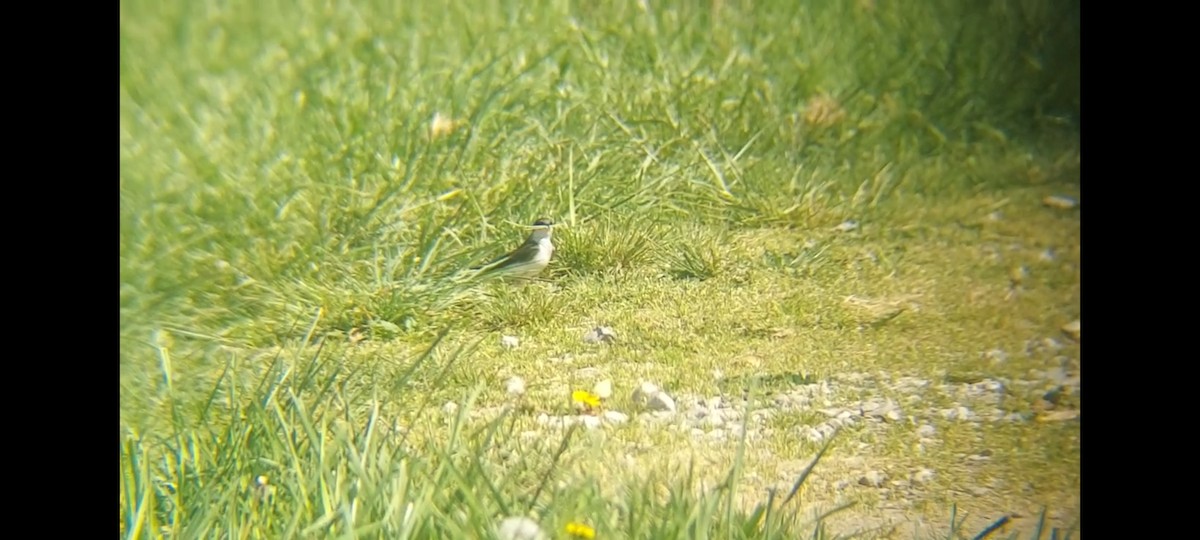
[481,345,1078,532]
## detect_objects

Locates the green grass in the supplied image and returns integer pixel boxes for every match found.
[121,0,1079,537]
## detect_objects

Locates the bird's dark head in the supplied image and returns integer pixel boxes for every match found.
[532,218,554,228]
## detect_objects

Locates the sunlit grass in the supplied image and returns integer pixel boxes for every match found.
[121,0,1078,537]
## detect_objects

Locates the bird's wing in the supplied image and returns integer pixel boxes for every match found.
[472,239,537,272]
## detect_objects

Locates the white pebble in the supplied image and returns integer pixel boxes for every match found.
[495,516,546,540]
[602,411,629,424]
[649,391,676,413]
[505,377,526,397]
[631,382,662,405]
[592,379,613,399]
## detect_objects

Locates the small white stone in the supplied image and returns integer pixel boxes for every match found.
[501,335,520,349]
[912,468,936,485]
[505,376,526,397]
[916,424,936,437]
[592,379,613,399]
[495,516,547,540]
[631,382,662,405]
[648,391,676,413]
[834,219,859,232]
[580,416,603,429]
[602,410,629,424]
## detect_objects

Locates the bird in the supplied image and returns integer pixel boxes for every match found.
[471,218,555,281]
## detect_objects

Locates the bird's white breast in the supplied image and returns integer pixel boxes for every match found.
[533,238,554,266]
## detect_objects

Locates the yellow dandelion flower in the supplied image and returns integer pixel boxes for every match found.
[571,390,601,408]
[565,521,596,539]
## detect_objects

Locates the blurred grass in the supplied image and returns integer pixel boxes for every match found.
[121,0,1079,536]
